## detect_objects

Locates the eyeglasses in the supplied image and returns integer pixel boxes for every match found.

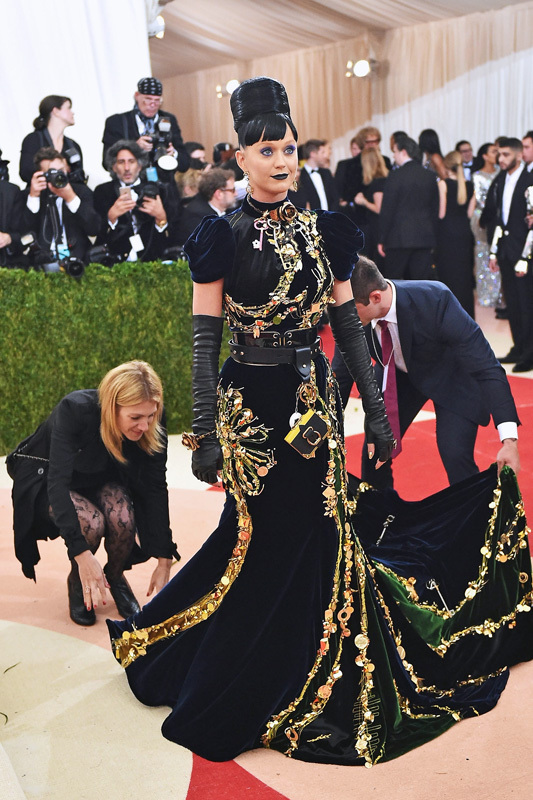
[220,187,237,193]
[365,138,380,145]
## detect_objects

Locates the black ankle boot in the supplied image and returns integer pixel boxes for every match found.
[67,566,96,626]
[105,569,141,618]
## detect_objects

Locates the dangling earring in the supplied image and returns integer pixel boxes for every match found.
[244,171,253,196]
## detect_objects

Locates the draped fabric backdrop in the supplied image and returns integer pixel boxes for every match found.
[0,0,151,189]
[162,2,533,169]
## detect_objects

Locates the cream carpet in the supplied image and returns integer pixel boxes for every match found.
[0,620,192,800]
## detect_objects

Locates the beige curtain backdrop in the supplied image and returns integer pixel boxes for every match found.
[162,2,533,168]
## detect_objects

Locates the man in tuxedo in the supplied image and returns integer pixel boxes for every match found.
[481,137,533,372]
[102,77,189,177]
[175,168,236,245]
[332,257,520,489]
[378,134,439,280]
[94,140,178,263]
[456,140,475,181]
[0,178,25,266]
[297,139,339,211]
[22,147,100,268]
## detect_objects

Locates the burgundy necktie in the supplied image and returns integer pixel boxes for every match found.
[378,320,402,457]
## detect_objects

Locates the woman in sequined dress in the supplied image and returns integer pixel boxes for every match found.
[107,78,533,767]
[471,143,501,306]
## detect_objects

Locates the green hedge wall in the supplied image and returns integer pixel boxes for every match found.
[0,260,202,454]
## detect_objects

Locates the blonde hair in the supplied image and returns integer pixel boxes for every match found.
[175,167,202,197]
[444,151,467,206]
[361,148,389,185]
[98,361,164,463]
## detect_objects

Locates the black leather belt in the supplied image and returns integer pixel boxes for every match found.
[229,329,321,381]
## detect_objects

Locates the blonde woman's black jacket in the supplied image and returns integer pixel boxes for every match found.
[7,389,178,580]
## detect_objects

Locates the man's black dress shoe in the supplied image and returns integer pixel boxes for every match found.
[67,569,96,626]
[512,360,533,373]
[106,573,141,618]
[498,351,521,364]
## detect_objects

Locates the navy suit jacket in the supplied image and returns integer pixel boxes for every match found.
[333,280,518,428]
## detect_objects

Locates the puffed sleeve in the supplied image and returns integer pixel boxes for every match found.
[315,210,364,282]
[183,215,236,283]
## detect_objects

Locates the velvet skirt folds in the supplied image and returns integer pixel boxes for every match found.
[107,353,533,765]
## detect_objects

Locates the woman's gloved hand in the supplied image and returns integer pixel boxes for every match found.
[190,314,224,484]
[329,300,394,464]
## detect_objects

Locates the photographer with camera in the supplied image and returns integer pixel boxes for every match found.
[102,77,189,181]
[22,147,100,272]
[93,140,178,263]
[19,95,86,185]
[0,150,26,267]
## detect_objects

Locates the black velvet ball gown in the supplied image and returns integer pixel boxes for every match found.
[107,196,533,766]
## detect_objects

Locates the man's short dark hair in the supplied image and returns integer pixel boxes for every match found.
[523,131,533,142]
[455,140,472,151]
[185,141,205,155]
[104,139,148,172]
[198,167,234,201]
[303,139,326,159]
[33,146,65,169]
[351,255,388,305]
[391,130,407,145]
[394,134,421,162]
[498,137,523,152]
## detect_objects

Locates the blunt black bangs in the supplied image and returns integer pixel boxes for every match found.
[238,113,298,147]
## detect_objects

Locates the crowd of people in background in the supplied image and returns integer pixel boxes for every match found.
[1,76,532,369]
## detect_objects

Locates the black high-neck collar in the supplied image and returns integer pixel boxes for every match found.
[243,195,288,217]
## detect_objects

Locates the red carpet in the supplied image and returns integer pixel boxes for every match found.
[344,374,532,511]
[187,756,289,799]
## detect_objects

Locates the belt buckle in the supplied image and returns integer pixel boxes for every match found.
[272,331,282,348]
[283,330,294,347]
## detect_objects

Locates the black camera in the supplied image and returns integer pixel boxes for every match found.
[150,118,178,171]
[60,256,85,277]
[21,232,84,277]
[87,243,120,268]
[0,150,10,181]
[64,146,86,184]
[136,182,160,207]
[44,168,69,189]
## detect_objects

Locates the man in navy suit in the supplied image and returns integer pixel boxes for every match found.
[297,139,339,211]
[332,257,520,489]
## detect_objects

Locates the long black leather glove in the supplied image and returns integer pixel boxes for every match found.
[191,314,224,484]
[329,300,395,463]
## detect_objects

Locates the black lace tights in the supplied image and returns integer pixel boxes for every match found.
[53,483,136,580]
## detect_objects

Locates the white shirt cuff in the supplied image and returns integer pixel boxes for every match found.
[497,422,518,441]
[108,218,118,230]
[155,222,168,232]
[66,195,81,213]
[26,195,40,213]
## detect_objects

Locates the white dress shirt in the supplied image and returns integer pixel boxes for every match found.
[371,281,517,441]
[305,164,328,210]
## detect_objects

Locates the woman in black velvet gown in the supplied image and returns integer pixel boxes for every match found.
[108,78,533,766]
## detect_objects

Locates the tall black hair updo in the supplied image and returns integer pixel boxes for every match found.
[230,77,298,148]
